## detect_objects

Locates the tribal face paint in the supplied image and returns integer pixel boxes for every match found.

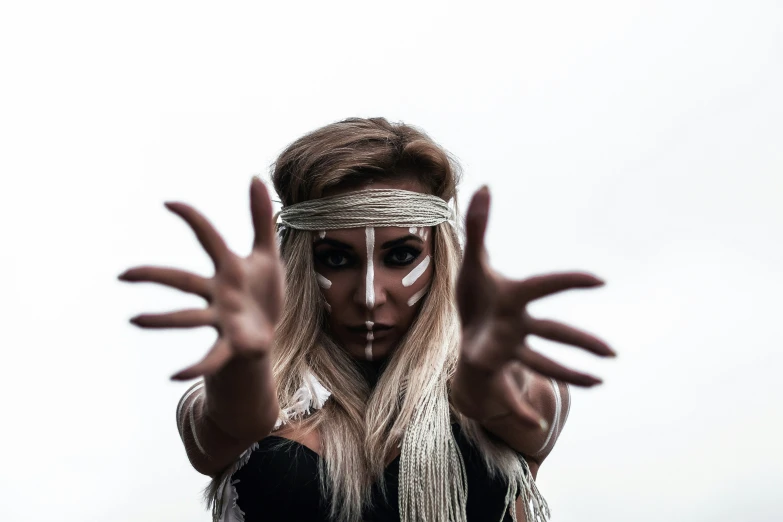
[312,225,434,362]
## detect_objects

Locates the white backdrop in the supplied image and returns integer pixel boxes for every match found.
[1,1,781,521]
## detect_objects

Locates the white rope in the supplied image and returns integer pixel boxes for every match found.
[278,189,453,230]
[399,379,469,522]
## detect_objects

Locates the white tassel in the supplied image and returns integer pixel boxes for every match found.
[212,443,258,522]
[274,370,332,429]
[503,456,550,522]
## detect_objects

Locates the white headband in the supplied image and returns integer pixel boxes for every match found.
[278,189,453,230]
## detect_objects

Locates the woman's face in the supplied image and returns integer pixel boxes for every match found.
[312,179,434,361]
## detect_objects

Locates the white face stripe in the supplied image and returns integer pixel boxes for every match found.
[365,227,376,360]
[407,285,429,307]
[315,272,332,289]
[318,230,326,239]
[402,255,431,287]
[365,330,374,361]
[365,227,375,309]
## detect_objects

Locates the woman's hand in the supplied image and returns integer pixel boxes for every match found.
[120,178,284,381]
[453,186,615,427]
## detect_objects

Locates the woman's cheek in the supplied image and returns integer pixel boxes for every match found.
[400,254,432,307]
[315,271,334,312]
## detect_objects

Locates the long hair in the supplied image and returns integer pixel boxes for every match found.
[212,118,531,521]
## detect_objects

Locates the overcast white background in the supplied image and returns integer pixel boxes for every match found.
[1,1,781,521]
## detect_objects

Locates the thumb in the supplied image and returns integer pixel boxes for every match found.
[463,186,490,268]
[458,186,491,326]
[251,176,276,251]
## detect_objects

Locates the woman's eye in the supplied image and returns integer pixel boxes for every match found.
[316,250,352,268]
[386,248,419,266]
[326,253,349,267]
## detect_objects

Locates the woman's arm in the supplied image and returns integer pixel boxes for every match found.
[123,179,284,476]
[452,187,611,465]
[176,355,278,476]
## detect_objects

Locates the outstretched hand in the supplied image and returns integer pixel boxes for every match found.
[455,186,615,425]
[119,178,284,380]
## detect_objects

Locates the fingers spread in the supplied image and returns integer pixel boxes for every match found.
[513,272,604,303]
[130,309,215,329]
[165,202,231,270]
[250,177,276,251]
[119,266,211,299]
[171,340,232,381]
[517,346,602,387]
[527,318,616,357]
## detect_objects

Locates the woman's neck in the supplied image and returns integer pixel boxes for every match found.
[353,358,388,388]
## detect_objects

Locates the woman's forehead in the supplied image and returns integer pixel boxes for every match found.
[315,226,426,246]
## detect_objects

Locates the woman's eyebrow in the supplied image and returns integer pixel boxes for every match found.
[313,238,355,250]
[381,235,423,249]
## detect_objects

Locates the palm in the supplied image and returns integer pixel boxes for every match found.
[120,179,283,380]
[455,187,614,422]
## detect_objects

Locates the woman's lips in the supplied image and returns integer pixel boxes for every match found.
[347,324,393,340]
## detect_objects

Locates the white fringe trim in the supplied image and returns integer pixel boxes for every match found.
[274,370,332,429]
[212,443,258,522]
[504,456,550,522]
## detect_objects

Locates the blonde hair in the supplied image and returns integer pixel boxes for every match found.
[210,118,544,522]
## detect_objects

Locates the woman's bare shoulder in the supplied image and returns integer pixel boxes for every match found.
[270,422,323,455]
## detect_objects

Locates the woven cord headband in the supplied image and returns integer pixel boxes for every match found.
[278,189,453,230]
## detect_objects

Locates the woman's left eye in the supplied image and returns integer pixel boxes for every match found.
[386,248,420,266]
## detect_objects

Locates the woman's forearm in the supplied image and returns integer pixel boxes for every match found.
[177,354,279,476]
[203,353,279,441]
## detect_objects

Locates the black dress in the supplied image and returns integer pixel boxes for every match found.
[231,424,516,522]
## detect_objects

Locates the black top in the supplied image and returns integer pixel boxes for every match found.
[233,424,515,522]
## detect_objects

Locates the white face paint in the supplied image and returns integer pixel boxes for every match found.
[318,230,326,239]
[365,331,374,361]
[315,272,332,289]
[407,285,429,307]
[409,227,417,234]
[365,227,375,309]
[365,227,376,361]
[402,255,431,287]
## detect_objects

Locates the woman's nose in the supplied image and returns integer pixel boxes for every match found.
[354,264,387,310]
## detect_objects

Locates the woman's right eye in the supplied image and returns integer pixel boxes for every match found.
[317,250,352,268]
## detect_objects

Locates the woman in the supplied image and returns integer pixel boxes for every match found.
[120,118,614,522]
